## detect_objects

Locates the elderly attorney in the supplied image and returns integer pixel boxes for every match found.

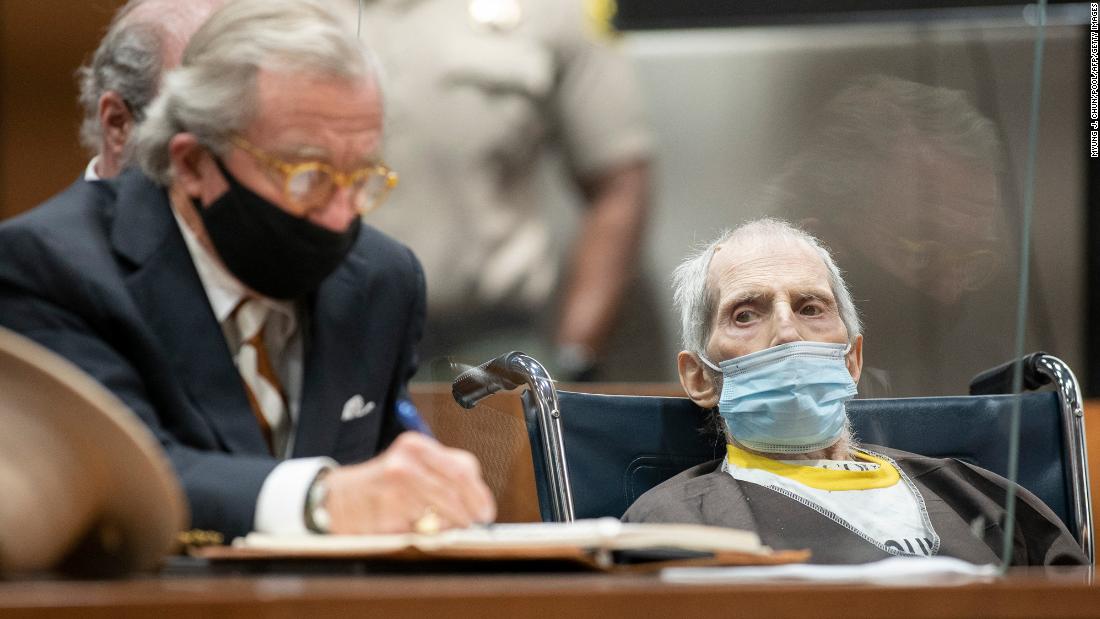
[623,219,1084,565]
[0,0,494,540]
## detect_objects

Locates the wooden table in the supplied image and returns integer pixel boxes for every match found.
[1,568,1097,619]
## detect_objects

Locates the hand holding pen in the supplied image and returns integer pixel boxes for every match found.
[396,398,435,438]
[307,396,495,534]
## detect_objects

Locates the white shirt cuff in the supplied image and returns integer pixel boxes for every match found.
[254,457,336,534]
[84,156,100,181]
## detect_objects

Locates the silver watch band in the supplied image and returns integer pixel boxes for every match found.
[304,469,332,534]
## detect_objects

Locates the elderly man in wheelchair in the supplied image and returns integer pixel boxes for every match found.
[621,218,1085,566]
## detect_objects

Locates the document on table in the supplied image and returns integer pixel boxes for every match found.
[661,556,999,585]
[232,518,765,554]
[195,518,811,569]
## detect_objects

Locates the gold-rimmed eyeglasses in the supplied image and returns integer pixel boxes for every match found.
[228,134,398,216]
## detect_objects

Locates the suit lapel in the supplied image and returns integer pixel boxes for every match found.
[292,263,372,457]
[111,170,270,456]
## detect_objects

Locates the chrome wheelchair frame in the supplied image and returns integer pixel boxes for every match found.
[452,351,1092,563]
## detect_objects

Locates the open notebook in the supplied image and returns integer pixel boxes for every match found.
[197,518,809,571]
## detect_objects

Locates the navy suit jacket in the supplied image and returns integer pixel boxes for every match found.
[0,169,425,539]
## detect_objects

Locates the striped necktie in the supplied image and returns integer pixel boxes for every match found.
[231,298,289,456]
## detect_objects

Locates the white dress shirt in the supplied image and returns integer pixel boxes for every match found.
[83,157,101,181]
[171,207,334,535]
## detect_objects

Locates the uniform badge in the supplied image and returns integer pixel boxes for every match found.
[468,0,522,32]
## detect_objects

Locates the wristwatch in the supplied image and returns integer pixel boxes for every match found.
[304,469,331,534]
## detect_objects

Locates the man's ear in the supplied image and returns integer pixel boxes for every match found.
[168,133,209,199]
[846,334,864,383]
[679,350,720,409]
[97,91,135,177]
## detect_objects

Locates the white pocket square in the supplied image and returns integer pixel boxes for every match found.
[340,395,375,422]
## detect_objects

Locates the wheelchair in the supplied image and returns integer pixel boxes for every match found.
[451,351,1093,564]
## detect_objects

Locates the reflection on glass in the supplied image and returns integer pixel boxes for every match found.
[757,74,1010,397]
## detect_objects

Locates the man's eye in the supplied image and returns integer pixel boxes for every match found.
[800,304,823,316]
[734,310,756,323]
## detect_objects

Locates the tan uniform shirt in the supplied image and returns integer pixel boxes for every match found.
[359,0,652,317]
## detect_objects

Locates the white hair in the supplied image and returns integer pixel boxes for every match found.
[672,218,862,359]
[133,0,381,185]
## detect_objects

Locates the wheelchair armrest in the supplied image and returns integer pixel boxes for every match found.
[968,351,1050,395]
[450,352,576,521]
[451,351,531,409]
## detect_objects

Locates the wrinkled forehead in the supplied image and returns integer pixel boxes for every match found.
[707,235,832,296]
[249,69,383,158]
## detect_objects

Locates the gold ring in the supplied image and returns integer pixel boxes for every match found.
[413,506,442,535]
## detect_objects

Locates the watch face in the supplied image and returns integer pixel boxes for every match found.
[307,473,332,534]
[312,503,332,534]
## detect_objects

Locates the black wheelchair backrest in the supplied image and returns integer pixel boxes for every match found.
[528,391,1074,539]
[453,350,1090,562]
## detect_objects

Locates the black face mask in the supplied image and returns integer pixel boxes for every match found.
[193,160,361,300]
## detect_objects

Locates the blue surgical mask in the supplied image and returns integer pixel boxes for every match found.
[700,341,857,454]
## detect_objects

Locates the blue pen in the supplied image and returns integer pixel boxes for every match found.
[396,398,435,438]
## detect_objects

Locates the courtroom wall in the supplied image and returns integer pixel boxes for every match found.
[0,1,125,220]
